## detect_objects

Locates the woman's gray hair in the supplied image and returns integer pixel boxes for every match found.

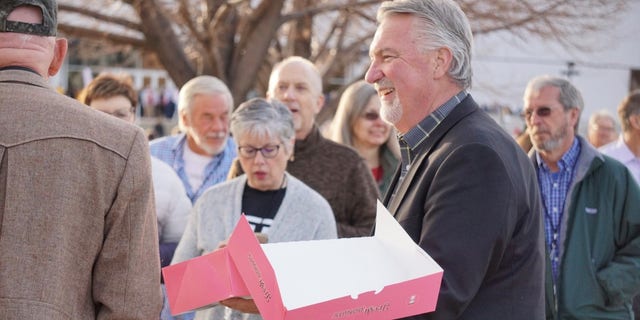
[377,0,473,89]
[230,98,295,152]
[177,75,233,132]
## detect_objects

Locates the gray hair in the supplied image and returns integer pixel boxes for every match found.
[178,75,233,132]
[377,0,473,89]
[524,75,584,112]
[524,75,584,131]
[230,98,295,152]
[588,109,617,131]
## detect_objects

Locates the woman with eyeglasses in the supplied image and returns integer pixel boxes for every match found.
[171,98,337,320]
[327,80,400,197]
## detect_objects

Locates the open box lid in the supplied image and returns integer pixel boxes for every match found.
[227,201,443,320]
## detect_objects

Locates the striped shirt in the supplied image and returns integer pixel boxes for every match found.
[536,137,581,281]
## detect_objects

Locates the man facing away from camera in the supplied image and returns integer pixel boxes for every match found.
[0,0,162,318]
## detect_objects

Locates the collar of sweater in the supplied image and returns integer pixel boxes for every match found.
[294,124,322,156]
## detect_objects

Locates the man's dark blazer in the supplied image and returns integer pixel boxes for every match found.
[385,95,545,320]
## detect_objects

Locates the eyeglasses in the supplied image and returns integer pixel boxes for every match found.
[362,111,380,121]
[521,107,553,121]
[238,144,281,159]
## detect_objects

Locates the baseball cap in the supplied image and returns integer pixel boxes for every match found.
[0,0,57,36]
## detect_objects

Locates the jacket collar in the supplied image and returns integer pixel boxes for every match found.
[0,68,51,90]
[385,94,477,213]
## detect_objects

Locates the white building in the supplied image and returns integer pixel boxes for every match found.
[470,1,640,136]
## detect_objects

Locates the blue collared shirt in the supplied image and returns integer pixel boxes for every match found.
[536,137,581,281]
[150,133,237,203]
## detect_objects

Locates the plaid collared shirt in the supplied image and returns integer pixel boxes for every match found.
[536,137,581,281]
[389,90,468,203]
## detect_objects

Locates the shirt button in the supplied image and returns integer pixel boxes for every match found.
[553,183,558,188]
[553,207,558,213]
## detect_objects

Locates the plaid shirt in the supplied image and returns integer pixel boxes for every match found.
[536,137,580,281]
[389,90,467,203]
[149,133,237,203]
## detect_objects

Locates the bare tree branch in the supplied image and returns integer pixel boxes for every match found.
[58,4,142,31]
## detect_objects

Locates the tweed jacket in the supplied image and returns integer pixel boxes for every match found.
[0,69,162,319]
[385,95,545,319]
[172,172,337,320]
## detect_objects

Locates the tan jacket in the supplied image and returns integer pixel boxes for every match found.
[0,69,162,319]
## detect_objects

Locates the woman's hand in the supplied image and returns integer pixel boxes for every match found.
[220,297,260,314]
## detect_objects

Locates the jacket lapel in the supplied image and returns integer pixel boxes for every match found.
[385,95,479,217]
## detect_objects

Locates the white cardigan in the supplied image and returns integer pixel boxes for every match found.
[172,172,337,320]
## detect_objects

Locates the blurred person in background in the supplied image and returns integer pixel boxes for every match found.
[600,89,640,320]
[327,80,400,196]
[82,73,193,320]
[0,0,162,318]
[150,75,237,203]
[83,73,192,268]
[172,98,337,320]
[587,109,618,148]
[523,75,640,319]
[600,90,640,184]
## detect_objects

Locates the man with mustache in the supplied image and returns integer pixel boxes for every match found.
[150,76,237,204]
[366,0,545,318]
[523,75,640,319]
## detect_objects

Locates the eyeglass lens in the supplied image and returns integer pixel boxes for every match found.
[522,107,552,120]
[238,145,280,158]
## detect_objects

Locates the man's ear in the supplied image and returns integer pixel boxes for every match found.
[180,109,190,128]
[631,114,640,130]
[314,93,325,115]
[48,38,67,77]
[568,107,581,130]
[433,47,452,79]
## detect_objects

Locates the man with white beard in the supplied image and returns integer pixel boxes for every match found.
[151,76,237,203]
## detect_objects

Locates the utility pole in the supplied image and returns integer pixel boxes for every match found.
[561,61,579,82]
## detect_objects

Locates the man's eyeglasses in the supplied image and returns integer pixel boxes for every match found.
[521,107,553,121]
[238,144,281,159]
[362,111,380,121]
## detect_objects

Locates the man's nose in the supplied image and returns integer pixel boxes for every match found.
[365,61,382,84]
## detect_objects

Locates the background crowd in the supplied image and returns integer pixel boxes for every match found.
[2,0,640,320]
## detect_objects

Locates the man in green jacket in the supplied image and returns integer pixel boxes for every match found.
[523,75,640,319]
